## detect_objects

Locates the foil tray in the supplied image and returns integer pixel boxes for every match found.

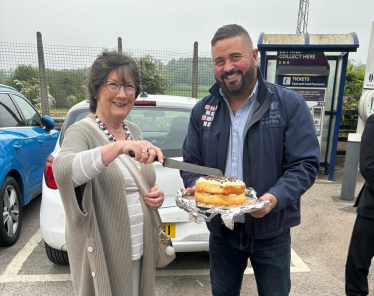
[176,187,270,230]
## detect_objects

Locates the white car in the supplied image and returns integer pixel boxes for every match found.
[40,93,209,265]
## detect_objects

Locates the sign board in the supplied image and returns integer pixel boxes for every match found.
[277,75,328,88]
[276,51,329,105]
[276,51,330,69]
[289,88,326,103]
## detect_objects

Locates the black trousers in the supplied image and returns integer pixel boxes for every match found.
[346,214,374,296]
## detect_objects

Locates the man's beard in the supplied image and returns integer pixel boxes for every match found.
[216,62,256,97]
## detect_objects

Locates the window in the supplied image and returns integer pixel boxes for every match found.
[0,93,24,127]
[61,106,192,158]
[11,94,43,127]
[130,108,191,156]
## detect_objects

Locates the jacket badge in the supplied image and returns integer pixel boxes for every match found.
[202,104,218,127]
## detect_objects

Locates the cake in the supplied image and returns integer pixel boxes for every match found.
[195,175,247,206]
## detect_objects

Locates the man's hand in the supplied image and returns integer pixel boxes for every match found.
[250,193,278,218]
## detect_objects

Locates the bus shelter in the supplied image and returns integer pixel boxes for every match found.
[257,33,359,180]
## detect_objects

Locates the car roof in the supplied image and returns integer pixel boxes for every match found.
[0,84,19,94]
[68,93,198,114]
[0,84,34,105]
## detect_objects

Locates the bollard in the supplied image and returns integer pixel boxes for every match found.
[341,133,361,200]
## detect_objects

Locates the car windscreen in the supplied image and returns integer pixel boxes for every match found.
[60,107,191,158]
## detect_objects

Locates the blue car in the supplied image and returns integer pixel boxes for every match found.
[0,84,59,246]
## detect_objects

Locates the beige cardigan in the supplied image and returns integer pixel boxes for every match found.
[53,118,157,296]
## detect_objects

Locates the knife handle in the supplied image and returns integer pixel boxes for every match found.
[128,150,159,162]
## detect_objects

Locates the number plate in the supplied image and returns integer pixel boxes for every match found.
[162,223,175,238]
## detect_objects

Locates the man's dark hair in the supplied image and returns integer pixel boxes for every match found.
[87,51,140,113]
[211,24,253,48]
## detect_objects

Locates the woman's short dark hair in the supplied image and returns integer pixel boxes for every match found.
[87,51,140,112]
[211,24,253,49]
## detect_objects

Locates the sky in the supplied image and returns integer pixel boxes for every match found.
[1,0,373,65]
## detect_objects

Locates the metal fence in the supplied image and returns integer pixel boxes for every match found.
[0,35,215,118]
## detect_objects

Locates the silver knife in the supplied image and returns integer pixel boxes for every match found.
[128,151,223,176]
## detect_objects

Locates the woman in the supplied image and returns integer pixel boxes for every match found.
[53,51,164,296]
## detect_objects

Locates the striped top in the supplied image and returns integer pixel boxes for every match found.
[71,147,144,260]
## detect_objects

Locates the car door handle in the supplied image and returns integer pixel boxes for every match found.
[38,139,44,145]
[13,144,22,150]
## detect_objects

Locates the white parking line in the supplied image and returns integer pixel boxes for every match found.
[0,274,72,283]
[2,229,43,276]
[290,248,311,273]
[0,229,310,283]
[157,249,311,276]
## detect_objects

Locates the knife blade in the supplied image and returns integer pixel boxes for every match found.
[128,151,223,176]
[162,158,223,176]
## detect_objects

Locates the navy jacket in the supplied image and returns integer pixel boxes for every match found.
[181,69,320,239]
[355,114,374,219]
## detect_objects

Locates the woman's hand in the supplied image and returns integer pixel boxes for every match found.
[185,186,196,195]
[144,185,164,209]
[100,140,163,167]
[119,140,164,164]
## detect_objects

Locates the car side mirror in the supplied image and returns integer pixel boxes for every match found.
[42,115,56,131]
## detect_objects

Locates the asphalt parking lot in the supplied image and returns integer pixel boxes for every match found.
[0,166,372,295]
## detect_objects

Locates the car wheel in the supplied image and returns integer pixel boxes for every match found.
[0,176,23,247]
[45,241,69,265]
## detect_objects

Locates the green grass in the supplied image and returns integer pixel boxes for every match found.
[168,84,211,99]
[172,83,211,91]
[39,108,70,117]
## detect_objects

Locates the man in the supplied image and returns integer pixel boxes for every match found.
[181,24,320,296]
[346,113,374,296]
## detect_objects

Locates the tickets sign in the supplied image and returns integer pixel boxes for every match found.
[277,75,328,88]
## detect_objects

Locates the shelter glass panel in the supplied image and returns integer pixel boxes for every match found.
[320,59,337,163]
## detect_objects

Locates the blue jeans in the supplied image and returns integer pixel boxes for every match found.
[209,223,291,296]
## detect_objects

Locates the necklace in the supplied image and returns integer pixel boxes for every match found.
[94,113,132,142]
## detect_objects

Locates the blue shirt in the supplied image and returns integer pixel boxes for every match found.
[220,81,258,223]
[220,81,258,181]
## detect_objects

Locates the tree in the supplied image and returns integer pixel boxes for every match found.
[163,56,215,87]
[344,59,365,96]
[164,57,192,85]
[341,59,365,125]
[134,55,170,94]
[0,69,12,84]
[46,69,87,108]
[13,78,55,109]
[198,57,216,85]
[5,65,39,91]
